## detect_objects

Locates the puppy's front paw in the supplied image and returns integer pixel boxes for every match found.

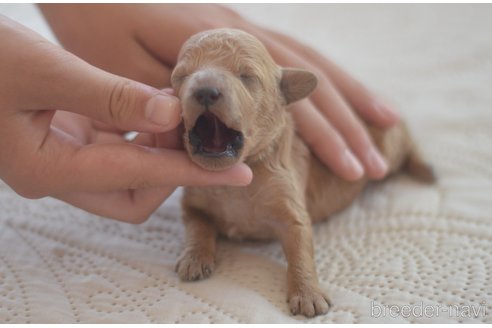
[175,248,215,281]
[288,287,331,317]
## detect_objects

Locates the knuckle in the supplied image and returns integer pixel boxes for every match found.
[9,165,57,200]
[125,213,151,225]
[352,125,374,150]
[117,198,154,225]
[106,210,150,225]
[11,177,50,199]
[107,80,138,127]
[13,185,46,200]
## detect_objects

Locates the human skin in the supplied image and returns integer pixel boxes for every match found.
[0,15,252,223]
[39,4,400,182]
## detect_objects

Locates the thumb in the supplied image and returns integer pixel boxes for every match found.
[6,16,182,133]
[53,60,182,133]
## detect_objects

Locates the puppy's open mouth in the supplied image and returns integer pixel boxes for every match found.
[189,112,243,157]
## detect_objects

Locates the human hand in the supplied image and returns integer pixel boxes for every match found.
[39,4,400,181]
[0,16,252,223]
[252,27,400,181]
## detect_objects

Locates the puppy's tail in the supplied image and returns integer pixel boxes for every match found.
[404,145,436,184]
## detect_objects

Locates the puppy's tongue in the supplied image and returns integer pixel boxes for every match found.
[210,115,223,151]
[194,112,232,153]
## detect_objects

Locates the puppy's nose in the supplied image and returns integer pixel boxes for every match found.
[194,87,221,107]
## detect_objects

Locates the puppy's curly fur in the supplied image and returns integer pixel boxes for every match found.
[171,28,434,317]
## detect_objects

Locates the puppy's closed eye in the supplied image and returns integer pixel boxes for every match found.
[239,73,260,86]
[171,74,188,87]
[171,66,189,88]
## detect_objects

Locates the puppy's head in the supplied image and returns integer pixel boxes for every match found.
[171,28,317,171]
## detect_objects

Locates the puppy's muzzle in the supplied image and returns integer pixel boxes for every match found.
[189,112,243,158]
[189,86,244,158]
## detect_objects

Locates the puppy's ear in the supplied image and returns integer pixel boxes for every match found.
[280,68,318,105]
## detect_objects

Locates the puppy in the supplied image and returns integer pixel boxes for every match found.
[171,28,434,317]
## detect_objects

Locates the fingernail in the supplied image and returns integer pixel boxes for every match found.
[229,163,253,186]
[145,94,180,126]
[161,88,175,95]
[343,149,364,180]
[373,100,400,123]
[366,147,388,178]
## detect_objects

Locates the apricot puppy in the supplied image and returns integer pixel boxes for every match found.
[171,28,434,317]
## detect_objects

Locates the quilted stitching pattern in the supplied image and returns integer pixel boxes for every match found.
[1,4,491,323]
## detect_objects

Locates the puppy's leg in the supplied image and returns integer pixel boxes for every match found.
[280,213,331,317]
[175,207,217,281]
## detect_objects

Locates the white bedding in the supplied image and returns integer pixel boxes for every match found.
[1,4,491,323]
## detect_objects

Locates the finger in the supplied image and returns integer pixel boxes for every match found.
[91,120,126,134]
[131,4,242,67]
[3,18,181,133]
[311,78,389,180]
[155,123,184,150]
[259,27,400,128]
[39,4,173,89]
[47,58,181,134]
[92,130,127,144]
[51,112,127,145]
[125,124,184,150]
[290,99,364,181]
[33,122,252,195]
[64,144,252,192]
[51,111,93,143]
[131,132,156,147]
[57,186,175,223]
[96,35,173,88]
[90,90,176,135]
[316,60,400,128]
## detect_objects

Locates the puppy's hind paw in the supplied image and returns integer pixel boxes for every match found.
[175,248,215,281]
[288,288,331,317]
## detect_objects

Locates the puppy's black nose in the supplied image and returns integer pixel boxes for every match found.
[194,87,221,107]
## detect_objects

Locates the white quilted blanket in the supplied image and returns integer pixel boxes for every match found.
[1,4,491,324]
